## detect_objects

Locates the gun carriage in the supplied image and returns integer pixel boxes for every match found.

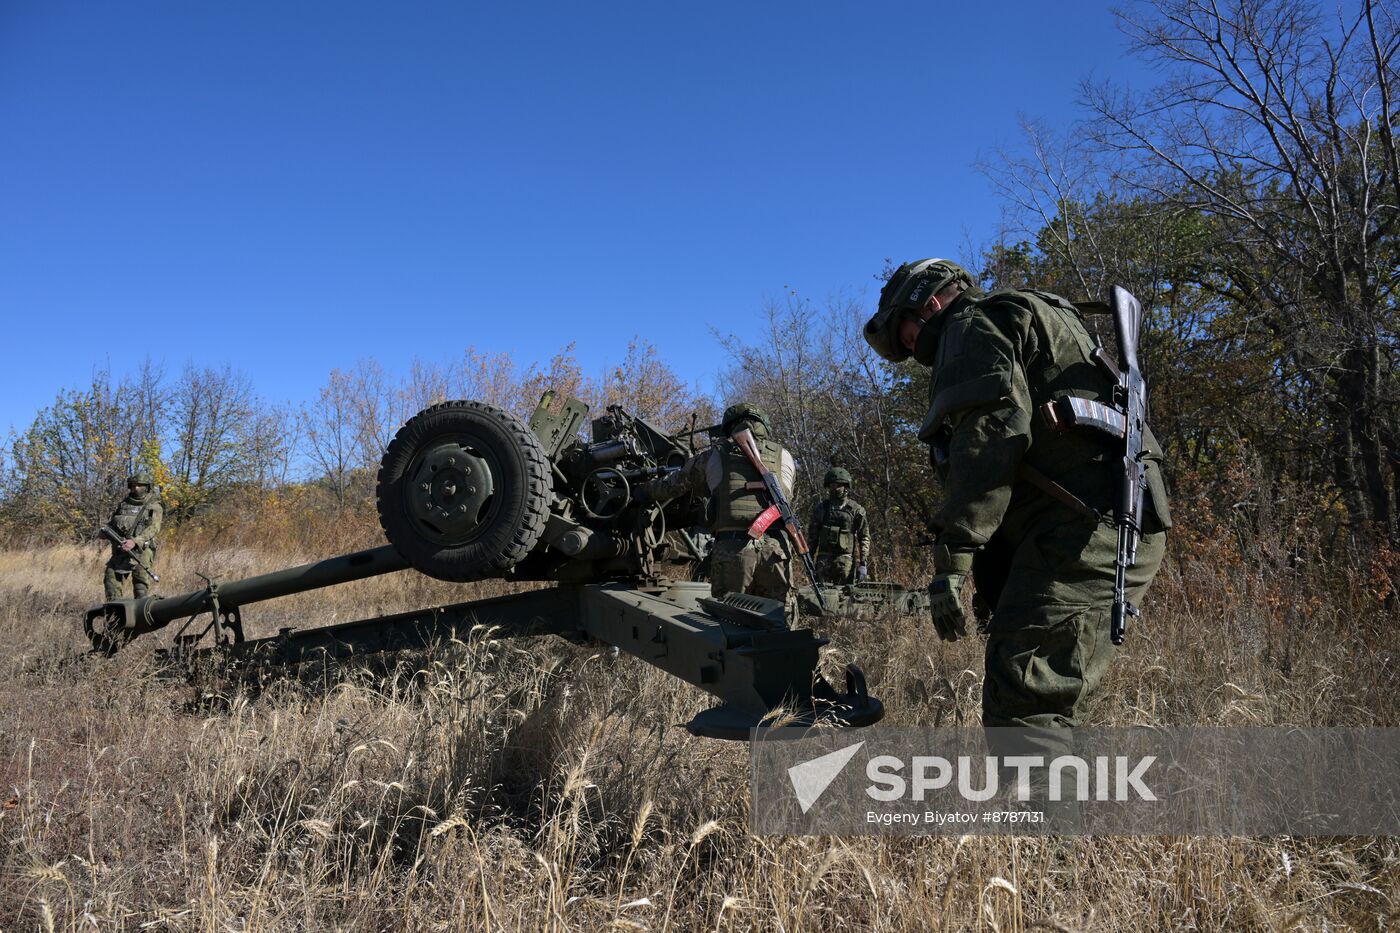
[84,392,883,739]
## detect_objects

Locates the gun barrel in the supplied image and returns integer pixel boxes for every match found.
[147,545,410,626]
[89,545,412,644]
[1110,599,1129,645]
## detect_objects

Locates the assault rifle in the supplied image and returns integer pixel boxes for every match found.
[1040,285,1148,645]
[98,524,161,583]
[730,428,827,611]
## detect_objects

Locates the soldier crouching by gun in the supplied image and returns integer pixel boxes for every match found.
[100,472,163,599]
[635,404,819,619]
[863,259,1172,771]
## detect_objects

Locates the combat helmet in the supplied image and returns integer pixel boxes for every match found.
[127,471,154,489]
[721,403,770,434]
[823,467,852,486]
[863,258,975,362]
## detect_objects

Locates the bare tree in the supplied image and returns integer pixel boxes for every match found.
[347,359,399,482]
[716,291,939,577]
[513,345,585,421]
[245,403,298,491]
[978,119,1214,308]
[401,358,452,414]
[1084,0,1399,536]
[4,363,168,539]
[167,364,266,515]
[456,346,547,418]
[302,369,359,513]
[585,337,714,433]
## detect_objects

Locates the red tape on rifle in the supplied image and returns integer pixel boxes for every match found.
[747,505,781,538]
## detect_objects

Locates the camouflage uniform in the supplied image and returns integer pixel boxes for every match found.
[642,406,797,606]
[809,470,871,585]
[866,261,1171,735]
[103,476,163,600]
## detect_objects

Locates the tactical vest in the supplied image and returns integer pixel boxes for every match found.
[924,288,1172,531]
[814,499,861,555]
[996,289,1115,482]
[712,436,786,531]
[111,495,157,540]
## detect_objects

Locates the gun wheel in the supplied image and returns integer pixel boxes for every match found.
[377,400,551,582]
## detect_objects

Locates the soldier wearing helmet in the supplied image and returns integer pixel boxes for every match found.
[865,258,1172,746]
[808,467,871,584]
[636,403,798,612]
[102,471,163,599]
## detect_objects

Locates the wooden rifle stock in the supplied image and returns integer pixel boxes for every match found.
[730,428,826,611]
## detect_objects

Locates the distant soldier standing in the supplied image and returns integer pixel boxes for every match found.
[863,259,1171,738]
[636,404,797,608]
[809,468,871,584]
[102,472,163,600]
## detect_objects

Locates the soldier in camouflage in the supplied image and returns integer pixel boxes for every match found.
[103,472,163,600]
[809,467,872,584]
[637,403,797,609]
[864,258,1171,739]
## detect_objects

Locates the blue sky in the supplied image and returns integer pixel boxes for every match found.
[0,1,1150,434]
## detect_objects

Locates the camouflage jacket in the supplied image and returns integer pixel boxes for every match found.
[108,491,163,553]
[809,496,871,560]
[915,288,1171,572]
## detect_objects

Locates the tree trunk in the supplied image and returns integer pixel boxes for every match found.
[1328,398,1369,531]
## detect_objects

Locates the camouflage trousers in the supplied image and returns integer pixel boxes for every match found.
[104,549,155,600]
[813,553,854,585]
[710,533,792,608]
[977,519,1166,738]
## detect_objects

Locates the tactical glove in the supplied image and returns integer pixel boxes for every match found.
[928,543,974,642]
[927,572,970,641]
[857,563,868,582]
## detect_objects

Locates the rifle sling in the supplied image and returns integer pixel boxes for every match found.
[1016,463,1102,523]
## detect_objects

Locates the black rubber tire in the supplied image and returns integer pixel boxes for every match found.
[376,400,551,582]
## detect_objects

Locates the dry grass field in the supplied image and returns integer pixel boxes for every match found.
[2,531,1398,931]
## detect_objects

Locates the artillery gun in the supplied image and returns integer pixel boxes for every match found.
[84,393,883,739]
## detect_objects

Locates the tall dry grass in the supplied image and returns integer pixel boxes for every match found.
[1,528,1397,931]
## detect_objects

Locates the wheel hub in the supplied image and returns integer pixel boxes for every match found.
[408,442,495,544]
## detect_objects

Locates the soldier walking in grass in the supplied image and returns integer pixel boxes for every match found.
[863,258,1172,746]
[102,472,163,600]
[636,403,797,608]
[808,467,871,585]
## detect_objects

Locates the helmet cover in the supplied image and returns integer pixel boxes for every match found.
[863,258,975,362]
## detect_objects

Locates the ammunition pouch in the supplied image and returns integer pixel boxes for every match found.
[820,524,853,554]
